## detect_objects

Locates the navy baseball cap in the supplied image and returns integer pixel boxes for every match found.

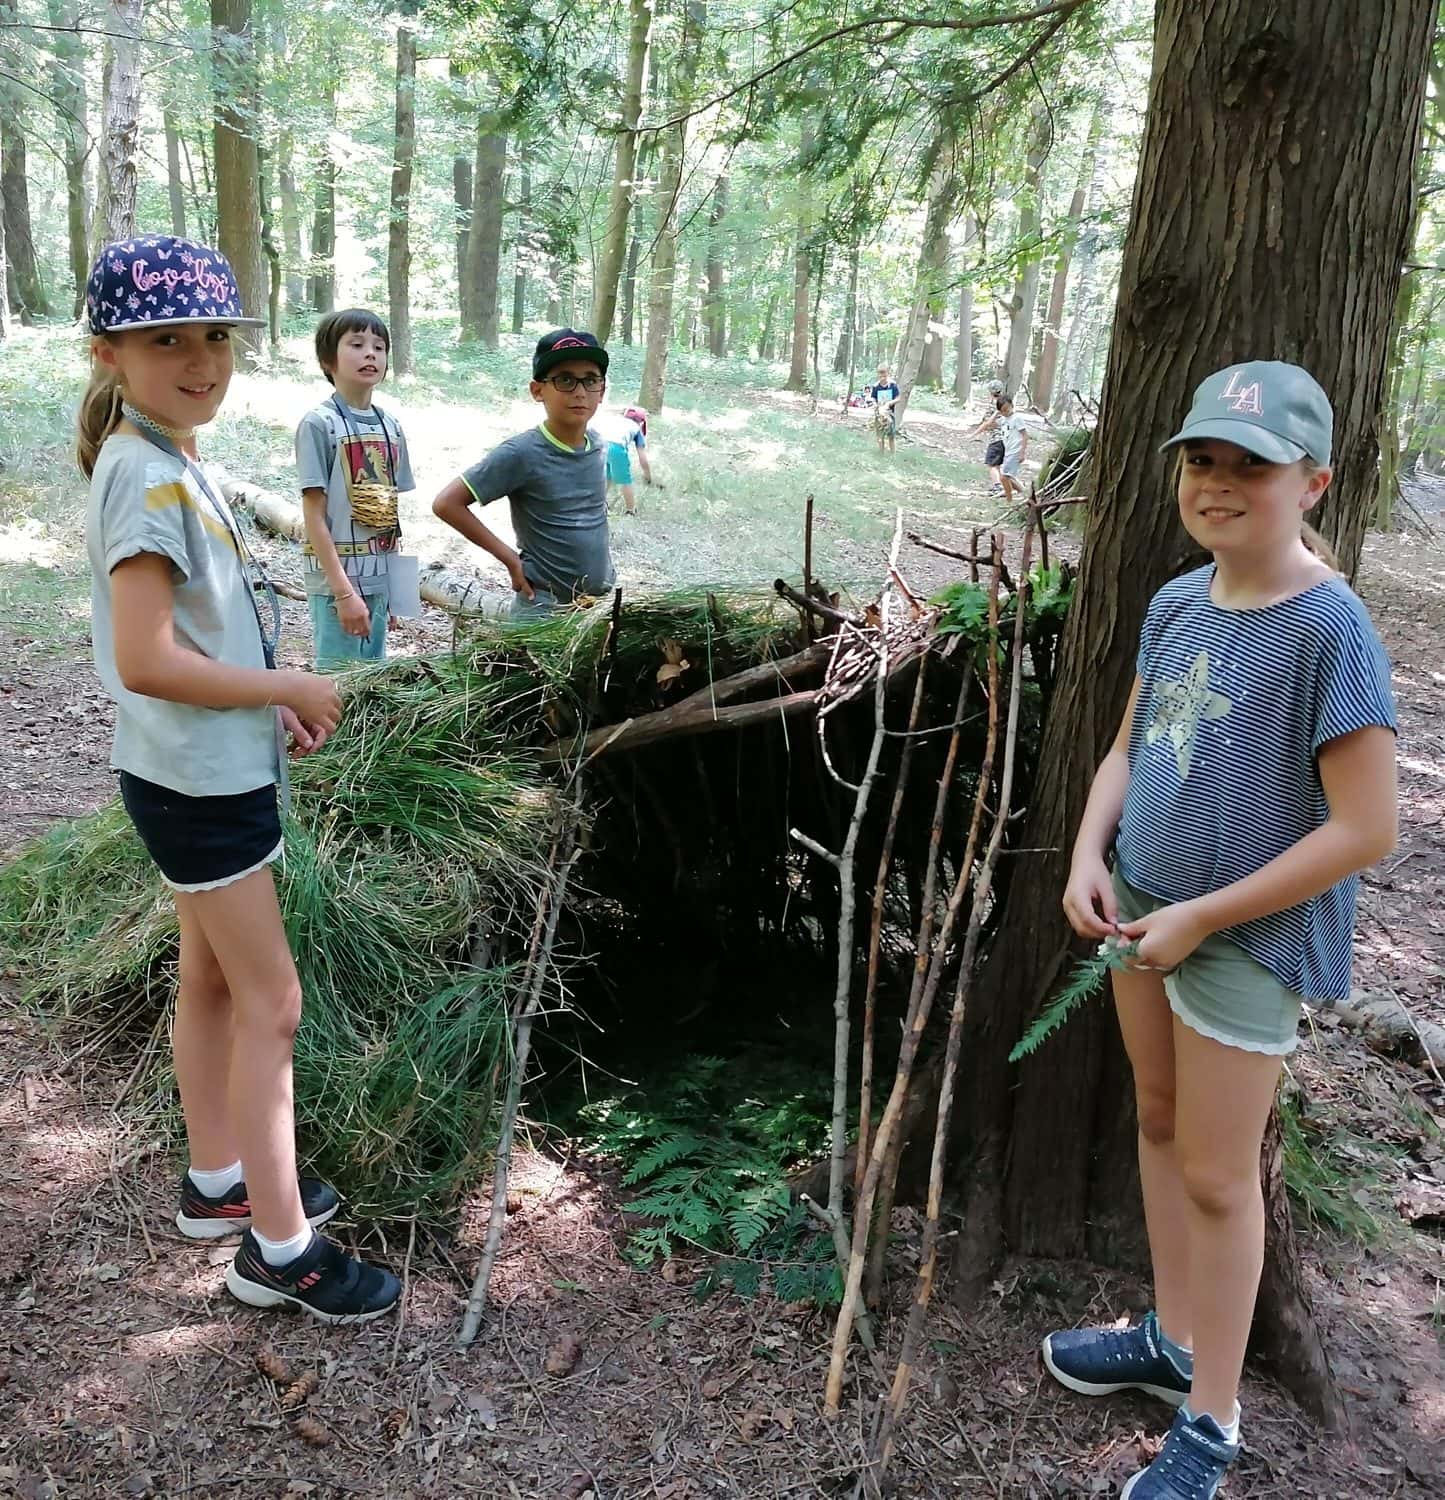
[86,234,265,335]
[533,328,609,381]
[1161,361,1333,466]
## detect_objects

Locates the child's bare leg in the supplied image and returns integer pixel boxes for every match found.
[172,895,238,1170]
[1173,1018,1283,1422]
[1114,968,1191,1348]
[622,483,637,514]
[186,868,307,1241]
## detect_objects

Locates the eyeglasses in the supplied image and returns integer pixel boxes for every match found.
[542,372,606,393]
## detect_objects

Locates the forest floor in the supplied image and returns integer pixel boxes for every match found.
[0,325,1442,1498]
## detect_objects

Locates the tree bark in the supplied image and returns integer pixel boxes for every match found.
[1033,100,1103,415]
[639,0,704,412]
[1003,105,1050,397]
[95,0,143,247]
[834,237,860,374]
[592,0,652,340]
[0,37,47,318]
[163,109,187,236]
[511,156,530,335]
[703,170,728,356]
[620,231,640,343]
[309,82,336,313]
[0,160,9,341]
[278,132,303,311]
[256,144,280,345]
[1055,118,1112,419]
[461,106,506,345]
[46,0,89,317]
[953,215,977,402]
[785,120,815,392]
[450,61,472,309]
[211,0,266,354]
[895,128,957,427]
[387,22,416,375]
[953,0,1433,1428]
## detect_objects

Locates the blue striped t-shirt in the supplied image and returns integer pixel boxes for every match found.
[1115,565,1395,1000]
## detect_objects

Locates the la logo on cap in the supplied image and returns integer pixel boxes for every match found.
[1219,370,1263,415]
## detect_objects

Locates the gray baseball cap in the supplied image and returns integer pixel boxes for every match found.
[1160,361,1333,466]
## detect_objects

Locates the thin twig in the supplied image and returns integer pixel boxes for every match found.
[390,1215,417,1372]
[774,576,864,627]
[803,493,817,645]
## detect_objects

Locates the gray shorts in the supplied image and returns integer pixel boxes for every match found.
[1111,867,1303,1055]
[1000,451,1023,477]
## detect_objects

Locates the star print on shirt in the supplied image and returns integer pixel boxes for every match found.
[1145,649,1232,779]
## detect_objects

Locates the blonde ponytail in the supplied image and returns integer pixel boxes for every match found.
[77,352,124,479]
[1301,521,1338,570]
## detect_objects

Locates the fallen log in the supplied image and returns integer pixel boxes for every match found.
[1315,990,1445,1077]
[215,469,496,617]
[667,641,833,716]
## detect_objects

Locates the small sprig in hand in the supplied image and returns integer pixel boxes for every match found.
[1008,935,1141,1062]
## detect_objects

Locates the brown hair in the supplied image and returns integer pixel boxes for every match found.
[77,345,124,479]
[1171,447,1338,570]
[315,308,390,384]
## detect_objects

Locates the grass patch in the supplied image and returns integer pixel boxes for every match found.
[1281,1088,1395,1244]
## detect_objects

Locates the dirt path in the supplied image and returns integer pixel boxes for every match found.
[1,492,1442,1496]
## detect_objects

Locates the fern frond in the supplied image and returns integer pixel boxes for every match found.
[1008,941,1140,1062]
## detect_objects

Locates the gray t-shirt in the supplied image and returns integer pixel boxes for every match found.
[461,425,613,600]
[86,433,280,797]
[295,397,415,598]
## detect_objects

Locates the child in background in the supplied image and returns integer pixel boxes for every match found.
[868,364,901,453]
[596,403,654,516]
[296,309,415,669]
[80,234,399,1323]
[1044,362,1396,1497]
[432,328,614,619]
[995,396,1029,504]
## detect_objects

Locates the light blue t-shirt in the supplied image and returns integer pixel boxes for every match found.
[1115,565,1396,1000]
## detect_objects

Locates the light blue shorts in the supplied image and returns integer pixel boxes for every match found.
[1111,867,1303,1055]
[606,442,633,485]
[309,590,387,670]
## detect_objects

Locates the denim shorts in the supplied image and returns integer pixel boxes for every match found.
[309,590,387,670]
[1111,867,1303,1055]
[508,587,559,621]
[120,771,282,892]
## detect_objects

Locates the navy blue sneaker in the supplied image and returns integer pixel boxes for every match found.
[1121,1408,1240,1498]
[176,1173,340,1239]
[1042,1311,1191,1407]
[225,1230,400,1324]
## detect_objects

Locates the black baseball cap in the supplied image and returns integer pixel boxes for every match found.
[533,328,609,381]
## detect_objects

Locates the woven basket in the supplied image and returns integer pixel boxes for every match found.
[350,480,399,531]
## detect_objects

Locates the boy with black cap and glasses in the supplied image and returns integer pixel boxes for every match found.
[432,328,615,619]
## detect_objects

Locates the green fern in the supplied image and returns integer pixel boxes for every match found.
[1008,939,1141,1062]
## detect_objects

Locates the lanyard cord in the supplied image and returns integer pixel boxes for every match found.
[120,405,281,666]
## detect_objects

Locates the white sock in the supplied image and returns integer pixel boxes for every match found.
[253,1226,314,1267]
[1184,1401,1241,1445]
[187,1160,244,1197]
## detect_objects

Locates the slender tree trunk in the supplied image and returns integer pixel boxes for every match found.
[256,145,280,345]
[895,129,957,427]
[953,214,977,402]
[1033,100,1102,415]
[703,170,728,357]
[620,232,640,343]
[511,155,530,335]
[461,108,506,345]
[95,1,143,248]
[681,253,702,348]
[1055,122,1111,419]
[0,169,9,340]
[835,237,860,374]
[758,287,778,360]
[46,0,89,317]
[639,0,704,412]
[785,120,815,391]
[919,253,948,388]
[163,110,187,235]
[592,0,652,340]
[211,0,266,353]
[451,61,472,312]
[278,133,303,310]
[387,22,416,375]
[0,15,47,319]
[953,0,1433,1430]
[1003,105,1050,395]
[309,82,336,313]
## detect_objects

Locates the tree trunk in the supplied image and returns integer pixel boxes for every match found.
[919,258,948,388]
[46,0,89,317]
[96,0,143,247]
[511,156,530,335]
[681,253,702,348]
[163,110,187,236]
[703,171,728,357]
[1034,100,1103,416]
[895,129,957,427]
[309,82,336,313]
[785,121,815,392]
[211,0,266,354]
[256,145,280,345]
[592,0,652,340]
[953,215,976,402]
[278,133,303,311]
[639,0,704,412]
[0,40,47,318]
[952,0,1433,1430]
[451,62,472,311]
[1055,121,1112,419]
[0,165,9,340]
[387,22,416,375]
[835,237,859,374]
[461,108,506,345]
[620,232,640,343]
[1003,107,1050,397]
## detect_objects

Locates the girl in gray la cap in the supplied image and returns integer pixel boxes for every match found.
[1040,362,1397,1498]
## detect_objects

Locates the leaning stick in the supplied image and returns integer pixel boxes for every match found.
[871,521,1036,1486]
[458,806,584,1348]
[824,544,1002,1417]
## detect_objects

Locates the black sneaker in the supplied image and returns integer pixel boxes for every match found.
[176,1173,340,1240]
[225,1230,401,1324]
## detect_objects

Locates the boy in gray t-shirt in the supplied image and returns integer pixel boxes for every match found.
[431,328,613,618]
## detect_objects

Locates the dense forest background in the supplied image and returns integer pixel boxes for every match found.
[0,0,1439,507]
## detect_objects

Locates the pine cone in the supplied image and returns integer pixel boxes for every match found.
[254,1345,292,1385]
[293,1414,332,1447]
[382,1407,410,1443]
[281,1368,320,1409]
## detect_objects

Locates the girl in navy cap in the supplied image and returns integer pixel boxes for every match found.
[1041,363,1397,1496]
[79,235,399,1323]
